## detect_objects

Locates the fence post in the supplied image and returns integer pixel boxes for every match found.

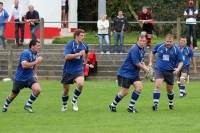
[40,18,44,48]
[176,17,181,44]
[8,47,13,79]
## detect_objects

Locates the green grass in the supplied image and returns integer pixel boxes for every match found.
[0,80,200,133]
[52,32,200,48]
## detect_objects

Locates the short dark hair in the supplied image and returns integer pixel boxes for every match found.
[73,29,85,39]
[0,2,3,5]
[118,9,122,12]
[180,35,186,39]
[29,40,39,48]
[137,35,146,41]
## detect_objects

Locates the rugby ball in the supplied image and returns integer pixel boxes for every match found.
[145,67,153,79]
[3,78,11,82]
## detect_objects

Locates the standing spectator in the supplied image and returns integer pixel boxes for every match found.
[61,0,66,28]
[65,0,69,28]
[8,0,24,47]
[109,35,148,113]
[113,10,128,54]
[60,29,89,112]
[25,5,40,41]
[0,2,9,50]
[149,34,183,111]
[184,0,198,50]
[138,6,154,49]
[97,14,110,54]
[2,40,42,113]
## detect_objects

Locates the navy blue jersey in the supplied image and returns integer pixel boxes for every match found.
[14,49,39,82]
[118,44,145,79]
[152,43,183,71]
[62,40,89,74]
[177,45,194,66]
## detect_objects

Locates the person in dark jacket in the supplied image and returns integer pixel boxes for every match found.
[113,10,128,54]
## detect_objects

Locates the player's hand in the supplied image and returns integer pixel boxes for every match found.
[148,62,153,67]
[173,68,179,74]
[7,21,10,23]
[193,69,197,74]
[35,56,43,64]
[144,66,149,74]
[34,75,38,80]
[20,21,24,24]
[79,50,85,56]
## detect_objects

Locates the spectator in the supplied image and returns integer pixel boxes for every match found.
[8,0,24,47]
[65,0,69,28]
[184,0,198,50]
[113,10,128,54]
[61,0,66,28]
[25,5,40,41]
[138,6,154,49]
[0,2,9,50]
[97,14,110,54]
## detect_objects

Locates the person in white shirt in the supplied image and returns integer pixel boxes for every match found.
[184,0,198,50]
[7,0,24,47]
[97,14,110,54]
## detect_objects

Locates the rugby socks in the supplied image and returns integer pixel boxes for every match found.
[72,88,81,103]
[153,90,160,105]
[128,90,140,109]
[3,97,12,109]
[62,94,69,108]
[179,84,185,98]
[147,37,151,46]
[111,93,122,107]
[26,93,37,107]
[168,92,174,105]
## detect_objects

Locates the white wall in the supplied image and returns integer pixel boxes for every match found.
[2,0,61,28]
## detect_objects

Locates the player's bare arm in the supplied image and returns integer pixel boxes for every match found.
[33,64,38,80]
[83,53,88,66]
[148,52,155,67]
[135,63,148,74]
[191,57,197,74]
[22,56,43,69]
[173,62,183,74]
[65,50,85,60]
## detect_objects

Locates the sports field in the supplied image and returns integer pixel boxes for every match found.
[0,80,200,133]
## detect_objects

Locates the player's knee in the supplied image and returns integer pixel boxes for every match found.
[33,87,41,95]
[135,86,142,92]
[155,84,162,90]
[9,93,18,100]
[77,82,84,89]
[180,77,186,81]
[141,31,146,36]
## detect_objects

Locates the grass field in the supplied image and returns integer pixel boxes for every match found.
[0,80,200,133]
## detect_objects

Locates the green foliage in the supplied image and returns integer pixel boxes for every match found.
[78,0,200,38]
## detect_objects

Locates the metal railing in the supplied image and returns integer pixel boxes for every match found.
[2,18,199,79]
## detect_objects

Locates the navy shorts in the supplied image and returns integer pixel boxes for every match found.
[177,65,190,77]
[12,77,38,93]
[61,71,84,84]
[141,25,154,34]
[155,69,174,85]
[117,75,141,89]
